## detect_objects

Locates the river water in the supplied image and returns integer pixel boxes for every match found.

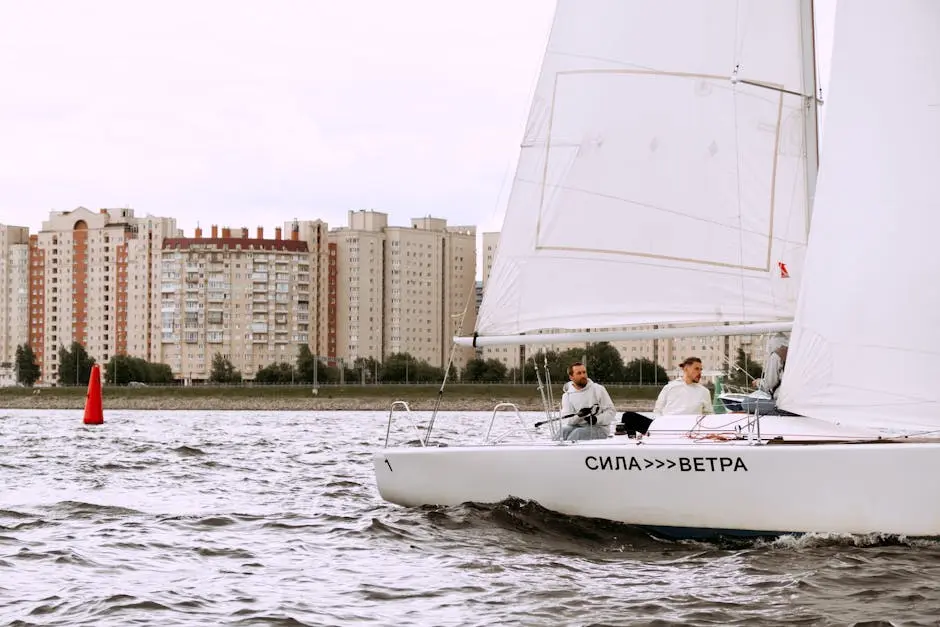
[1,410,938,626]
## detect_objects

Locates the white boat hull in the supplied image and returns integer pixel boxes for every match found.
[375,415,940,538]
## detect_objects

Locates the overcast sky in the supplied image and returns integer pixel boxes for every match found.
[0,1,834,255]
[0,0,555,239]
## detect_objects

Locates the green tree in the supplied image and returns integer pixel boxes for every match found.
[382,353,423,383]
[255,361,294,384]
[462,357,508,382]
[321,363,343,384]
[58,342,96,386]
[295,345,326,384]
[728,347,762,388]
[209,353,242,384]
[295,345,314,383]
[14,344,40,386]
[623,358,668,385]
[147,362,174,384]
[105,355,175,385]
[351,357,381,383]
[523,349,563,382]
[583,342,625,382]
[413,360,444,383]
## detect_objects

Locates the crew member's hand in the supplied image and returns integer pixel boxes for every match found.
[578,405,598,425]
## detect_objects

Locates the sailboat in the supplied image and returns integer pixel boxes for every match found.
[374,0,940,538]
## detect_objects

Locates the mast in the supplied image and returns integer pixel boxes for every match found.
[800,0,820,237]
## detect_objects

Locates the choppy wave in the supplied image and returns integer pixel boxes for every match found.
[1,409,939,626]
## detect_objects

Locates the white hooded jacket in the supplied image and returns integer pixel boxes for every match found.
[560,378,616,427]
[757,333,789,398]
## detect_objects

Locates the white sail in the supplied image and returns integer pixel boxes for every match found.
[777,0,940,431]
[477,0,818,337]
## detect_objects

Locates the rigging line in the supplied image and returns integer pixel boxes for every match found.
[423,278,478,446]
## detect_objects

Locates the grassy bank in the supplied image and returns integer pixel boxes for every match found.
[0,383,663,411]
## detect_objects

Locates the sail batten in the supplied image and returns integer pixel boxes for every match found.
[478,0,817,337]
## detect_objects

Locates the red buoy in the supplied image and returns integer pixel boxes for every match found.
[83,364,103,425]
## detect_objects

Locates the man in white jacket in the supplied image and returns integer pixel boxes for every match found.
[742,333,790,415]
[556,362,616,441]
[653,356,714,416]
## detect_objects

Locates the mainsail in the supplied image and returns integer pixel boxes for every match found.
[476,0,819,339]
[777,0,940,431]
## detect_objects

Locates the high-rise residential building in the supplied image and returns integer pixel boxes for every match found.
[28,207,179,384]
[329,210,477,371]
[156,222,327,383]
[330,210,387,366]
[0,225,30,373]
[129,216,185,362]
[289,220,331,361]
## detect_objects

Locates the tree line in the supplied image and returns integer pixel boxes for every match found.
[10,340,764,387]
[12,342,174,387]
[462,342,670,384]
[210,347,455,385]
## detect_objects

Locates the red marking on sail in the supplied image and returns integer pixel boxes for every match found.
[778,262,790,279]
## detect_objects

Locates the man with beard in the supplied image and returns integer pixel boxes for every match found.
[653,356,714,416]
[556,361,616,441]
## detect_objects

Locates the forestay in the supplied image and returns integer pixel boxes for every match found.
[777,0,940,432]
[477,0,817,337]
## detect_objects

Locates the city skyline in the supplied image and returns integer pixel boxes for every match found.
[0,206,481,385]
[0,205,759,386]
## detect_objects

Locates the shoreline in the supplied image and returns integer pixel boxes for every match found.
[0,383,663,412]
[0,396,655,412]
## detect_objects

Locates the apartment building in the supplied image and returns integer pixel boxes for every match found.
[330,210,387,365]
[28,207,179,384]
[130,216,185,362]
[329,210,477,371]
[290,220,331,360]
[387,216,476,370]
[157,222,327,383]
[0,225,30,372]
